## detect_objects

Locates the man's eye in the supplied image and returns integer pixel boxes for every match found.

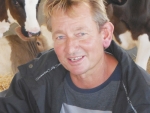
[57,36,64,40]
[76,33,87,37]
[80,33,86,36]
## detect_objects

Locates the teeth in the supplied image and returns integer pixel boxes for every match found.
[70,56,82,61]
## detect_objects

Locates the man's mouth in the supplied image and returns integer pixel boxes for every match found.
[69,56,83,61]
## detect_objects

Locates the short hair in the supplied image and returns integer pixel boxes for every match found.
[44,0,109,31]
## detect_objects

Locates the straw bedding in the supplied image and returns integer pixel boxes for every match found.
[0,73,13,92]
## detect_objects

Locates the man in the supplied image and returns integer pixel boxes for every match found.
[0,0,150,113]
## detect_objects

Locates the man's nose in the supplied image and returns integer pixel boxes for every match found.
[65,38,78,54]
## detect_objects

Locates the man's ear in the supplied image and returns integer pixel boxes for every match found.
[101,22,114,49]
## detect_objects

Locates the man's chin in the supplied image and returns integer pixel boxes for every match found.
[69,69,86,76]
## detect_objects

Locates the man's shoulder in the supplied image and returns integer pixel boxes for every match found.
[36,48,57,61]
[26,48,58,67]
[18,48,63,78]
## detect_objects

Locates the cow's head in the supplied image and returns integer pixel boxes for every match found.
[5,0,41,37]
[15,26,52,51]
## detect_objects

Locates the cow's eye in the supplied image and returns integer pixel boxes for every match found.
[13,0,20,7]
[36,42,41,46]
[15,1,20,6]
[15,1,18,5]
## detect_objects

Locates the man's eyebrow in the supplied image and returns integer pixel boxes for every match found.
[74,26,88,31]
[52,30,64,36]
[52,26,89,36]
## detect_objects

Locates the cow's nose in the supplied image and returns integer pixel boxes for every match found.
[21,27,29,37]
[28,31,41,37]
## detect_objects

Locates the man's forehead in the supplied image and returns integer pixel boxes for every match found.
[50,2,94,33]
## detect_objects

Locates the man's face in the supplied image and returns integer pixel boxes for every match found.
[51,4,106,76]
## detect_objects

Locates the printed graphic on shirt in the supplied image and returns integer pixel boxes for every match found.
[60,103,112,113]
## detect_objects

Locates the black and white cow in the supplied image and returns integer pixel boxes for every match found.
[0,0,41,38]
[106,0,150,70]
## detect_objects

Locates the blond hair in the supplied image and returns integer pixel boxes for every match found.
[44,0,109,31]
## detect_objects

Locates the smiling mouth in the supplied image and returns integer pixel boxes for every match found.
[69,56,83,61]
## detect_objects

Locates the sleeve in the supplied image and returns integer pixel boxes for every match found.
[0,73,40,113]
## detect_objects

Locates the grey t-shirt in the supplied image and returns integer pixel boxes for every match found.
[60,64,121,113]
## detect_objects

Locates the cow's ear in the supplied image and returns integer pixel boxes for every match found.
[101,22,114,49]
